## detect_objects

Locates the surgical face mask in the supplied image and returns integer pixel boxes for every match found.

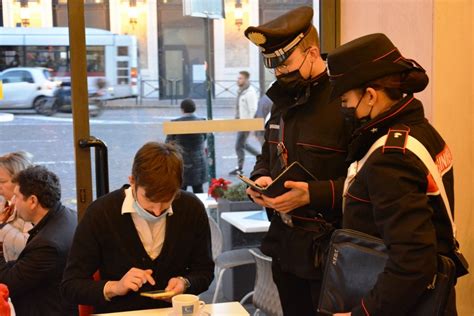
[341,92,372,132]
[132,193,171,223]
[276,51,312,94]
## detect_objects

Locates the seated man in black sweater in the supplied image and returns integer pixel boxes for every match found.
[61,142,214,314]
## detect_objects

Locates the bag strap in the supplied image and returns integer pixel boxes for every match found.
[405,136,456,238]
[356,135,456,239]
[355,136,388,173]
[277,116,288,168]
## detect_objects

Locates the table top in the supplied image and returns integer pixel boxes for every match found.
[221,210,270,233]
[195,193,218,209]
[93,302,249,316]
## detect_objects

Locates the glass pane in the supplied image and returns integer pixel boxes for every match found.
[86,46,105,74]
[117,69,129,76]
[2,71,23,83]
[117,46,129,56]
[0,46,23,71]
[117,61,129,68]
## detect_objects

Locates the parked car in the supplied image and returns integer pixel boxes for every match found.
[0,67,58,115]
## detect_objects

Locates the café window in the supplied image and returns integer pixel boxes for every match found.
[53,0,110,30]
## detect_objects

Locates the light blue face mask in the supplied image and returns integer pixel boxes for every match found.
[132,197,172,223]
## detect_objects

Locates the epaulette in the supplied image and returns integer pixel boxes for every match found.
[382,125,411,154]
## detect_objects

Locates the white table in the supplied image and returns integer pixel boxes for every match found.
[221,210,270,233]
[93,302,249,316]
[195,193,218,210]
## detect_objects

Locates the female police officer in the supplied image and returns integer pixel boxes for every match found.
[326,33,460,315]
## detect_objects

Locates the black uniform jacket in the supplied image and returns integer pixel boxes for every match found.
[0,203,78,316]
[61,187,214,314]
[250,72,350,278]
[343,95,456,316]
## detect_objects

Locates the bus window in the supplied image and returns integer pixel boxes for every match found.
[117,60,129,85]
[0,47,23,71]
[117,46,129,57]
[86,46,105,75]
[24,46,69,75]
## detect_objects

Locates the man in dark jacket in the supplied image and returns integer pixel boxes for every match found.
[61,142,214,314]
[244,6,350,315]
[0,165,78,316]
[166,99,208,193]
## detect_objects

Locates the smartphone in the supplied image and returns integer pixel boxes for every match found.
[238,174,265,193]
[140,289,175,299]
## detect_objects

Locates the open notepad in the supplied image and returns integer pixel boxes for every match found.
[238,161,316,198]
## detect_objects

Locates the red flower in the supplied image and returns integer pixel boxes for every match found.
[208,178,232,199]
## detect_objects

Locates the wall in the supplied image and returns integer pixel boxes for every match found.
[340,0,434,118]
[340,0,474,314]
[432,1,473,315]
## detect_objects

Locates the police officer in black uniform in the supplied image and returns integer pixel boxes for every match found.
[244,7,350,315]
[327,33,465,315]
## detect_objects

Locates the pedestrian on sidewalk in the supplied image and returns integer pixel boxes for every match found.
[229,71,259,176]
[166,99,208,193]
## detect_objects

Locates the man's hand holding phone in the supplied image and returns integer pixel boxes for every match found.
[246,176,273,207]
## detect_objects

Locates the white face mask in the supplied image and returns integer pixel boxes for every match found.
[132,191,172,223]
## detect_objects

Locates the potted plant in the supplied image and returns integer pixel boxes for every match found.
[208,178,262,220]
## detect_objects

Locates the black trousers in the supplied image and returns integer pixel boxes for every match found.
[272,262,324,316]
[181,184,204,194]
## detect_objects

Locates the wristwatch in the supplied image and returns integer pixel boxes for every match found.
[177,276,191,292]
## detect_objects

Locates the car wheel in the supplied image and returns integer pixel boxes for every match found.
[89,99,105,117]
[33,96,57,116]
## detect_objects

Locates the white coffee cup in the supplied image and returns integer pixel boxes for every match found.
[172,294,205,316]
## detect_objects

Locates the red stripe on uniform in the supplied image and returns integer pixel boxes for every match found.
[296,142,347,153]
[361,299,370,316]
[346,192,371,203]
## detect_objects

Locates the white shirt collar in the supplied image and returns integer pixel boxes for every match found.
[121,187,135,215]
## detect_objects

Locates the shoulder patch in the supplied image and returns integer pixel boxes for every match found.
[383,127,410,154]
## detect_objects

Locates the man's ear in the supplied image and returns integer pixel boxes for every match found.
[308,46,321,60]
[128,176,135,186]
[29,195,39,210]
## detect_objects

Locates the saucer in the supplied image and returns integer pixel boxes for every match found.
[168,311,209,316]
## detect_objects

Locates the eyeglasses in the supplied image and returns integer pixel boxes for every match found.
[269,49,311,75]
[269,63,290,75]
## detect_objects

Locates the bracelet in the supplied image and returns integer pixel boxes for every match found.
[177,276,191,291]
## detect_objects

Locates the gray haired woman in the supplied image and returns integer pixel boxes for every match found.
[0,151,34,262]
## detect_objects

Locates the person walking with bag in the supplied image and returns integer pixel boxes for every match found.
[326,33,467,315]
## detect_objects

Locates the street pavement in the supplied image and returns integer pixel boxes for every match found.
[0,100,261,210]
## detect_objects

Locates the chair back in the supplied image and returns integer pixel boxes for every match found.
[208,215,223,261]
[78,271,101,316]
[0,284,12,316]
[249,248,283,316]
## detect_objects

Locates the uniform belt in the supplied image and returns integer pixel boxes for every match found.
[277,212,329,232]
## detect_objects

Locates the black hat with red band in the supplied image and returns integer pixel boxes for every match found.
[327,33,428,98]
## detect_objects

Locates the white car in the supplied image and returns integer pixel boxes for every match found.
[0,67,57,113]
